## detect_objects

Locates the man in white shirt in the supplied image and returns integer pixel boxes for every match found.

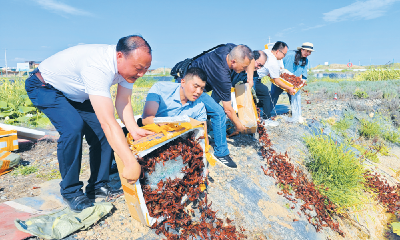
[257,41,295,126]
[25,35,153,212]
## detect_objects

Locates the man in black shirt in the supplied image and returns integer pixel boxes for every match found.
[190,44,254,168]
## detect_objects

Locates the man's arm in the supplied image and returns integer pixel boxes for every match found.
[222,101,246,132]
[89,94,142,184]
[115,85,154,139]
[246,59,255,88]
[142,101,160,125]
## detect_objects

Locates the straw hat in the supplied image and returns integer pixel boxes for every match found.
[297,42,314,52]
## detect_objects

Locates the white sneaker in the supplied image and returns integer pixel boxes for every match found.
[263,119,279,127]
[298,116,305,124]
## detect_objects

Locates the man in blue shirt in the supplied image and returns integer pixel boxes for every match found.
[142,67,207,125]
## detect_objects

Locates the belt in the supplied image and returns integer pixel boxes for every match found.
[34,71,46,85]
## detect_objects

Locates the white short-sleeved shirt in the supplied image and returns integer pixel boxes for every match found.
[38,44,133,103]
[257,49,284,79]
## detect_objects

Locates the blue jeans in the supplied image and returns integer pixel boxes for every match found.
[25,74,113,198]
[198,93,229,157]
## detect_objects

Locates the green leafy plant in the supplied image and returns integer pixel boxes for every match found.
[304,135,366,209]
[0,78,50,127]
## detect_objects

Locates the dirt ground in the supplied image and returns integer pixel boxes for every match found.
[2,93,400,239]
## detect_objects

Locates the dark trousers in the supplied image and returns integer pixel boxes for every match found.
[270,83,292,108]
[25,75,113,198]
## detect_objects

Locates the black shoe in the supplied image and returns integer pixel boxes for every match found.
[63,195,94,213]
[86,184,123,200]
[215,155,237,168]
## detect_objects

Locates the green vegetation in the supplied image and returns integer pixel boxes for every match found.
[332,113,354,134]
[355,68,400,81]
[359,119,381,138]
[382,130,400,144]
[304,135,366,209]
[11,165,38,176]
[353,89,368,99]
[0,77,51,127]
[36,169,62,180]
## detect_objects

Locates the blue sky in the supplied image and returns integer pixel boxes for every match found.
[1,0,400,69]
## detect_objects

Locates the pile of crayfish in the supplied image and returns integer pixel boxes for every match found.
[280,73,303,88]
[137,134,246,239]
[257,116,344,236]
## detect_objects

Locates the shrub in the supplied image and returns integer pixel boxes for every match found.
[355,68,400,81]
[382,130,400,144]
[333,113,354,134]
[354,89,369,99]
[304,135,366,208]
[359,119,381,138]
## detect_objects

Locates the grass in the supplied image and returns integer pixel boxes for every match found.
[11,165,38,176]
[304,135,366,209]
[36,169,62,181]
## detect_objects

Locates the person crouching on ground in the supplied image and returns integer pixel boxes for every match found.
[281,42,314,123]
[141,67,207,127]
[257,41,296,125]
[25,35,154,212]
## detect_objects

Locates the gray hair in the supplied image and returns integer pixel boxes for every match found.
[228,45,254,63]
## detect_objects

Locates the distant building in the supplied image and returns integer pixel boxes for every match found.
[25,61,41,69]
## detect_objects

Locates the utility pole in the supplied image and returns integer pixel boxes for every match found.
[5,49,8,77]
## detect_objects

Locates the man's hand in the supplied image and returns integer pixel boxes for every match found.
[287,87,296,95]
[130,127,154,141]
[122,159,141,184]
[235,122,246,133]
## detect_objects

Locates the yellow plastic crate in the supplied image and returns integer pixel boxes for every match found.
[0,128,18,151]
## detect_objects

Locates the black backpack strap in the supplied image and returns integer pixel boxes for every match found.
[170,44,225,80]
[192,44,225,61]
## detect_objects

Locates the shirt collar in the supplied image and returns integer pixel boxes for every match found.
[172,84,193,107]
[112,45,118,74]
